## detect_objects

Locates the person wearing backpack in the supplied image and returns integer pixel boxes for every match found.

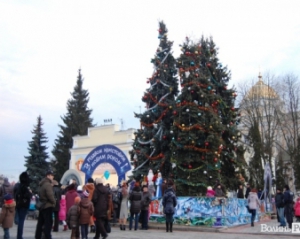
[162,179,177,233]
[283,185,294,229]
[15,172,32,239]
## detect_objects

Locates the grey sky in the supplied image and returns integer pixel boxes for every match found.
[1,0,300,181]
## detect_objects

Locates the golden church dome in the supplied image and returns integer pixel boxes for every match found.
[246,73,279,99]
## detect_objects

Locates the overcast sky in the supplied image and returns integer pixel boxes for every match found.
[1,0,300,181]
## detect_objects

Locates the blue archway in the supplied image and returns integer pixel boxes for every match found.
[81,144,131,185]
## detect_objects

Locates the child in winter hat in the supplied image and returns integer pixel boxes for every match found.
[0,194,16,239]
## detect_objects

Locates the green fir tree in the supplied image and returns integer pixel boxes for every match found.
[24,115,49,193]
[171,37,241,196]
[130,21,179,181]
[52,69,95,181]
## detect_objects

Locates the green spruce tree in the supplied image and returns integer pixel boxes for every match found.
[24,115,49,193]
[130,21,179,181]
[172,37,241,196]
[248,121,264,189]
[52,69,95,180]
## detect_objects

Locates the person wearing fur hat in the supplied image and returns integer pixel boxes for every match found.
[83,178,95,233]
[67,196,81,239]
[92,178,110,239]
[79,190,94,239]
[0,194,16,239]
[206,186,215,198]
[14,171,32,239]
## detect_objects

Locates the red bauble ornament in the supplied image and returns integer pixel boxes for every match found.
[224,86,227,90]
[158,29,162,33]
[163,135,167,140]
[231,107,235,111]
[202,156,205,160]
[214,158,218,162]
[206,62,211,67]
[173,111,177,115]
[178,138,181,141]
[205,142,209,146]
[191,90,194,94]
[195,73,199,77]
[188,165,192,169]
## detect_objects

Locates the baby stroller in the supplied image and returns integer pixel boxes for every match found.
[26,195,38,220]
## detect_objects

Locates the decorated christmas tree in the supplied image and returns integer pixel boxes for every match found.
[130,21,179,181]
[171,37,241,196]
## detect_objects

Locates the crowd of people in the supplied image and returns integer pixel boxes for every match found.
[1,170,300,238]
[0,171,177,239]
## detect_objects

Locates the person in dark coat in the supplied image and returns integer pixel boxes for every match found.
[237,185,244,199]
[162,180,177,233]
[283,185,294,229]
[140,185,151,230]
[245,184,251,199]
[275,188,286,227]
[129,182,142,231]
[14,172,32,239]
[52,180,61,232]
[92,178,110,239]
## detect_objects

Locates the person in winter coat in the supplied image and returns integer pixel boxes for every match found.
[237,185,244,199]
[275,188,286,227]
[283,185,294,229]
[214,184,225,197]
[59,195,68,231]
[65,183,79,219]
[83,178,95,233]
[206,186,215,198]
[52,180,61,232]
[14,171,32,239]
[247,188,260,227]
[67,196,81,239]
[294,197,300,222]
[0,178,14,207]
[245,184,251,199]
[140,185,151,230]
[79,190,94,239]
[111,187,121,225]
[92,178,110,239]
[0,194,16,239]
[129,182,142,231]
[162,180,177,233]
[35,170,56,239]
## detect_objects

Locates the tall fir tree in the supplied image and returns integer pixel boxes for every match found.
[171,37,241,196]
[24,115,49,193]
[52,69,95,180]
[130,21,179,181]
[247,121,264,189]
